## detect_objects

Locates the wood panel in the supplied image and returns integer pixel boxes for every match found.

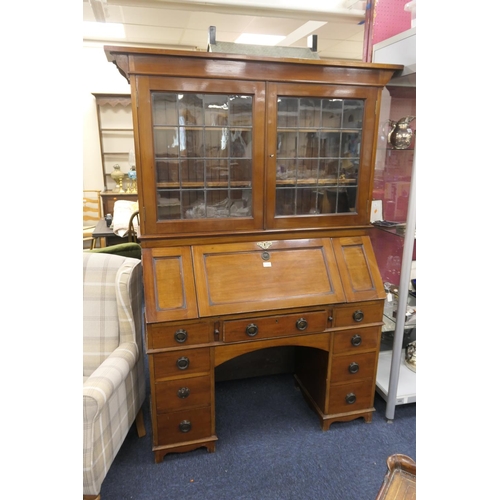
[142,247,199,322]
[214,332,331,367]
[193,238,345,317]
[105,46,401,88]
[332,236,386,302]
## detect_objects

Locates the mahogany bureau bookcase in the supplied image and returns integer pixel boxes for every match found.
[105,45,402,463]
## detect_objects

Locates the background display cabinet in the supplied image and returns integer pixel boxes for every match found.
[371,28,417,421]
[105,45,402,462]
[92,93,138,214]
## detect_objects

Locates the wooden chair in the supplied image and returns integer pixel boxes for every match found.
[83,190,102,249]
[127,210,140,243]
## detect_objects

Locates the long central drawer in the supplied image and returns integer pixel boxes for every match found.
[222,310,328,342]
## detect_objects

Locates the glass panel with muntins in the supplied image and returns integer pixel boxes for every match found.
[152,92,253,220]
[275,97,363,216]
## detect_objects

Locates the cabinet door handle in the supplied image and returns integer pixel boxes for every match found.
[179,420,192,433]
[174,329,188,343]
[352,310,364,322]
[351,334,362,347]
[177,387,190,399]
[246,323,258,337]
[348,362,359,374]
[176,356,190,370]
[296,318,308,331]
[345,393,357,404]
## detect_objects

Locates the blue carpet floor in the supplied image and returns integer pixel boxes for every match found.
[100,373,416,500]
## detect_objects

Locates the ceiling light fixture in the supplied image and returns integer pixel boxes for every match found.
[88,0,108,23]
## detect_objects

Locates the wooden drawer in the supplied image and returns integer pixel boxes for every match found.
[153,348,210,380]
[148,321,212,350]
[333,301,384,328]
[330,351,377,383]
[332,326,381,354]
[328,380,375,415]
[155,375,211,413]
[223,310,327,342]
[156,406,212,445]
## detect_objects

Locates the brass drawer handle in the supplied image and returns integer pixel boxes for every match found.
[351,334,362,347]
[174,329,188,343]
[177,387,190,399]
[179,420,192,433]
[352,310,364,322]
[345,393,357,404]
[246,323,258,337]
[176,356,190,370]
[296,318,308,331]
[348,362,359,374]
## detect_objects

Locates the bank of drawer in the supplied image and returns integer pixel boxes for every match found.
[333,302,384,328]
[156,406,212,446]
[330,352,377,383]
[328,380,374,415]
[155,375,211,413]
[153,348,210,379]
[148,321,211,350]
[223,310,327,342]
[332,326,380,354]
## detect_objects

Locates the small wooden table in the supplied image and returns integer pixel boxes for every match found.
[92,219,128,248]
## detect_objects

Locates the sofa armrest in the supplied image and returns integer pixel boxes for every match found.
[83,341,139,420]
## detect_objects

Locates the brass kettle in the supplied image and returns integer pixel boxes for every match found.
[388,116,415,150]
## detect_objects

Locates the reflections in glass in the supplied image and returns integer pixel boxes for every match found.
[275,96,364,216]
[277,98,298,128]
[230,96,252,126]
[152,92,253,220]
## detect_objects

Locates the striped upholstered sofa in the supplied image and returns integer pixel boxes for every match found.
[83,252,146,500]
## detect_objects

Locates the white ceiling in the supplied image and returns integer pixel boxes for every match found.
[83,0,367,61]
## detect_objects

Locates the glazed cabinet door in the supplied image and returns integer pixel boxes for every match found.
[134,76,266,236]
[265,83,380,230]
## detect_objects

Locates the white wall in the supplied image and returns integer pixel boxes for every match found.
[82,43,131,190]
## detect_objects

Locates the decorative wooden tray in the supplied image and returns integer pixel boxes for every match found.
[375,454,416,500]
